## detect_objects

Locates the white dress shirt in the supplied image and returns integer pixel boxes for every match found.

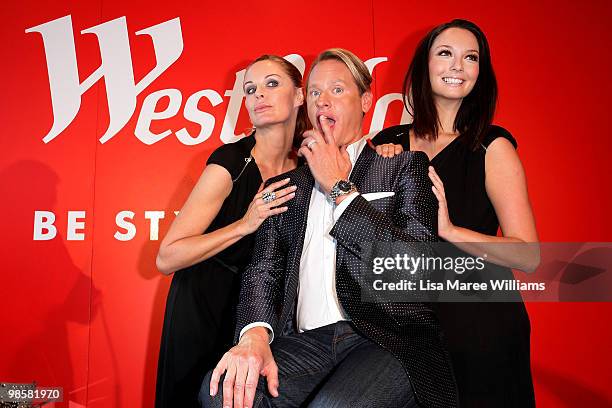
[240,136,368,342]
[295,137,367,331]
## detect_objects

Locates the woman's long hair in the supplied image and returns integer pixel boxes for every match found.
[247,55,311,148]
[403,19,497,149]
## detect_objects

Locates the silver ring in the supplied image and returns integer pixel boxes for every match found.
[307,140,317,149]
[262,191,276,204]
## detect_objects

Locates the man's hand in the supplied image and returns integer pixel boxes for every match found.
[299,115,351,195]
[209,327,279,408]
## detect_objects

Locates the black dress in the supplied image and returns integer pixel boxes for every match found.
[155,136,262,408]
[373,124,535,408]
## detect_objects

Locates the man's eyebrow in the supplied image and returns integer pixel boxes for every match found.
[307,79,347,87]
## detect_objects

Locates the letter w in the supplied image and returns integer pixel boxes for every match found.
[26,15,183,143]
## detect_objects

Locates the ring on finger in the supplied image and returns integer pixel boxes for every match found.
[307,140,317,149]
[262,191,276,204]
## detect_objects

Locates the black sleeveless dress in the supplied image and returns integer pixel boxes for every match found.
[373,124,535,408]
[155,136,262,408]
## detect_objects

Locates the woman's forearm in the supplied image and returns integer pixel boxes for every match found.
[156,219,248,275]
[442,226,541,273]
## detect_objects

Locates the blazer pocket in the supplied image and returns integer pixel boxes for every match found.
[362,192,395,201]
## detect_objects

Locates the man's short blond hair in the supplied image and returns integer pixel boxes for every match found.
[310,48,372,95]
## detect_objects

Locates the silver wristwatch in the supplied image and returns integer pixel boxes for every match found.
[329,179,357,201]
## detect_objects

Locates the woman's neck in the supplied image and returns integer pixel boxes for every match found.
[252,121,297,176]
[434,98,462,136]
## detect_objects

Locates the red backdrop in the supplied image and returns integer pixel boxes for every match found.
[1,0,611,406]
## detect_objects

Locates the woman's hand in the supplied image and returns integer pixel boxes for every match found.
[238,178,296,236]
[428,166,455,240]
[375,143,403,158]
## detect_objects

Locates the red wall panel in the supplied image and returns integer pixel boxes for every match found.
[1,0,610,406]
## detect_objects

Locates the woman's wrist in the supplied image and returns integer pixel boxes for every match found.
[439,224,458,241]
[235,218,250,238]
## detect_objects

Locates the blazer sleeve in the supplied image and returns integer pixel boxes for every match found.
[233,189,287,344]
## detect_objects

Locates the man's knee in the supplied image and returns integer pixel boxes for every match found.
[309,385,415,408]
[199,370,223,408]
[199,370,269,408]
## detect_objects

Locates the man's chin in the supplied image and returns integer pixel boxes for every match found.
[335,129,361,147]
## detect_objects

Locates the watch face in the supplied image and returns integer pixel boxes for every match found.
[338,180,352,192]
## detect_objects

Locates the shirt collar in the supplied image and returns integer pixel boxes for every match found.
[345,136,368,166]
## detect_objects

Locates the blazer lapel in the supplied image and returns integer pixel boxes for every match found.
[336,144,377,298]
[279,165,314,335]
[349,144,376,189]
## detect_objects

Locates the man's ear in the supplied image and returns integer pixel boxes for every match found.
[295,88,305,108]
[361,90,373,114]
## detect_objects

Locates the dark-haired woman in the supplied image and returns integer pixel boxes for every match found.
[374,20,539,407]
[155,55,309,408]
